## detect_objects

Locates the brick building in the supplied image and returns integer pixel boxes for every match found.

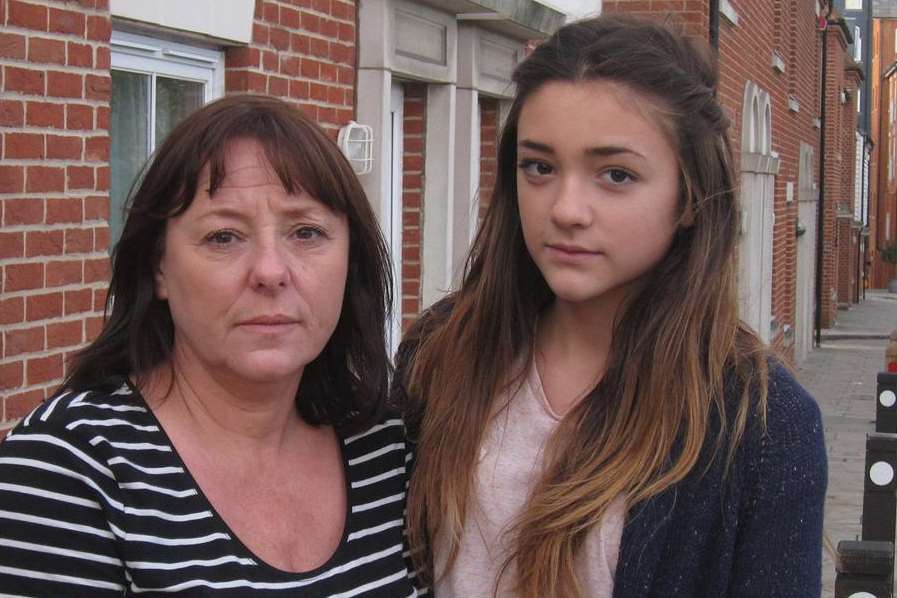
[0,0,567,434]
[0,0,865,433]
[870,12,897,289]
[603,0,861,362]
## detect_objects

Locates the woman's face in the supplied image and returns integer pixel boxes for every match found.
[154,138,350,389]
[516,79,681,312]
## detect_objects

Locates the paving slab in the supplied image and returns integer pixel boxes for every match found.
[795,290,897,598]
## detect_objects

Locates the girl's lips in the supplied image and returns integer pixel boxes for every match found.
[548,243,595,254]
[546,244,600,261]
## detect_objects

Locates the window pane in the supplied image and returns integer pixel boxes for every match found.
[110,70,149,246]
[155,77,204,146]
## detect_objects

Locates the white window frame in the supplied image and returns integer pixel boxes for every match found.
[111,31,224,149]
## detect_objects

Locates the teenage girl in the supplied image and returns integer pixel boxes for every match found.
[393,14,826,598]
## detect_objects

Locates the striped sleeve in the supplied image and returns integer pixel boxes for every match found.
[0,400,127,597]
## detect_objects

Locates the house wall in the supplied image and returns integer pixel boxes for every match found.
[1,0,113,428]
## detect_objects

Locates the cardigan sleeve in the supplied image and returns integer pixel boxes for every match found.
[727,365,827,597]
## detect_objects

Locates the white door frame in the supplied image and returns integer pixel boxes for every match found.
[387,83,405,355]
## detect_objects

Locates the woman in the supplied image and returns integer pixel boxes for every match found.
[395,15,827,598]
[0,95,416,596]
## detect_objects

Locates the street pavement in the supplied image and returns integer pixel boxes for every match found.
[794,289,897,598]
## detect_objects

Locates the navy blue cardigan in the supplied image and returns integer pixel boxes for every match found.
[611,365,826,597]
[394,311,827,597]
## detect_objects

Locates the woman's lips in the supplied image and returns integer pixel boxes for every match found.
[237,316,300,333]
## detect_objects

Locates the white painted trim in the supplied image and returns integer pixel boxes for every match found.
[422,84,457,308]
[111,31,224,99]
[720,0,739,26]
[771,52,786,73]
[452,87,480,287]
[388,84,405,354]
[110,0,254,45]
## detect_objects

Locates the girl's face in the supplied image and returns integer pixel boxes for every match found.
[516,79,682,313]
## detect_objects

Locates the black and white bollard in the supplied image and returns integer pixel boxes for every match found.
[878,373,897,434]
[863,433,897,544]
[834,540,894,598]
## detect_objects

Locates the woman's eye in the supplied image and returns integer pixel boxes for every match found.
[519,159,554,177]
[294,226,325,241]
[205,230,238,245]
[601,168,635,185]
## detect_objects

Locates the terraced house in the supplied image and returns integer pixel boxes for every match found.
[0,0,866,433]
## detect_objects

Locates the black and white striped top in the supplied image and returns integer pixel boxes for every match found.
[0,379,419,596]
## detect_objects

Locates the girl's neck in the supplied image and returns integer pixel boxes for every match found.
[535,298,621,415]
[539,297,618,358]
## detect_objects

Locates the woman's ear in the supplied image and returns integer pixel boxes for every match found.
[154,248,168,300]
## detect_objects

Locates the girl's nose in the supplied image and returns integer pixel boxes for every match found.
[550,177,592,228]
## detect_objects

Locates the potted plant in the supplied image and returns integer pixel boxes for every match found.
[882,242,897,293]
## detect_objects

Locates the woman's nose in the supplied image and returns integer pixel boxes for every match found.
[248,239,289,291]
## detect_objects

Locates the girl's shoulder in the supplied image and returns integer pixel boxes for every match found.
[728,359,827,493]
[739,360,823,448]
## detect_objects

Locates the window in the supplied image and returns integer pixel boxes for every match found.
[854,26,862,62]
[110,31,224,243]
[845,0,861,10]
[857,87,862,114]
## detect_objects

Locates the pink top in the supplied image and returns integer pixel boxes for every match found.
[434,359,625,597]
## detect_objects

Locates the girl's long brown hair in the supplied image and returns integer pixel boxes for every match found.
[401,15,769,598]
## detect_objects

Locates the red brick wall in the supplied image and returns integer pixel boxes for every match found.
[836,68,862,306]
[873,20,897,288]
[600,2,864,351]
[602,0,710,36]
[478,97,498,222]
[820,26,854,326]
[225,0,357,136]
[1,0,361,434]
[1,0,112,433]
[401,83,426,331]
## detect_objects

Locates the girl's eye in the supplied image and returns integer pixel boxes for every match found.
[519,159,554,177]
[205,230,239,245]
[601,168,636,185]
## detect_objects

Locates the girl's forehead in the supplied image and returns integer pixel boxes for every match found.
[517,80,679,156]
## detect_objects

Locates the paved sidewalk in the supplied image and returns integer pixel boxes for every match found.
[794,290,897,598]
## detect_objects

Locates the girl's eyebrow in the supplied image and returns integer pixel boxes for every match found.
[518,138,645,160]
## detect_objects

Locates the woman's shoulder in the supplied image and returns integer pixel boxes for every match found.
[0,378,159,472]
[7,379,143,432]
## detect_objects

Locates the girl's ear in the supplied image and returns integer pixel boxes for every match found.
[680,200,695,228]
[678,170,695,228]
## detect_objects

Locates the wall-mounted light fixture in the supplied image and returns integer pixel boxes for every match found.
[338,121,374,175]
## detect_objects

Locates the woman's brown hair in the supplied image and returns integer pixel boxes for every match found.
[65,94,393,434]
[400,15,769,597]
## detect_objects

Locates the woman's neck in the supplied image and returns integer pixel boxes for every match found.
[142,353,306,456]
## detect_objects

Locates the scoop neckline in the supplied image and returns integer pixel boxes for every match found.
[122,376,356,579]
